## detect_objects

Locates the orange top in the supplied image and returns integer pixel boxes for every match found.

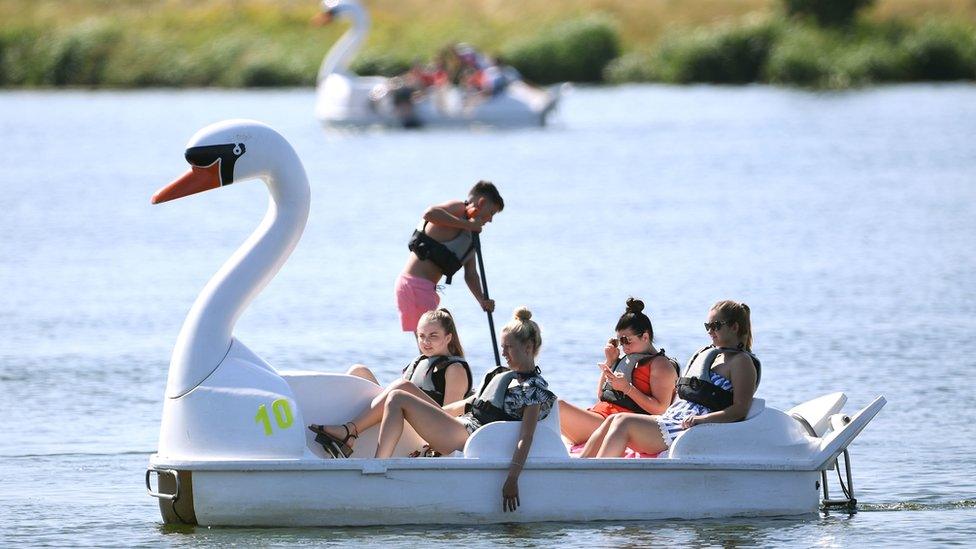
[588,362,653,417]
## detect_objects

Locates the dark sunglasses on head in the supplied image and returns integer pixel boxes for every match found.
[704,320,730,332]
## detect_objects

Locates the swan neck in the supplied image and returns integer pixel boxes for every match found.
[318,7,369,82]
[165,153,310,398]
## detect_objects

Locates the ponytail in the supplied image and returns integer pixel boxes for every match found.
[417,308,465,357]
[711,300,752,351]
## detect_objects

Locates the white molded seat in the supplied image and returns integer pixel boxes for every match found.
[463,402,570,459]
[666,398,819,460]
[281,371,424,458]
[665,398,766,457]
[745,398,765,419]
[786,392,847,436]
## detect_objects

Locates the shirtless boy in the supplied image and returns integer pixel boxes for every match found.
[395,181,504,332]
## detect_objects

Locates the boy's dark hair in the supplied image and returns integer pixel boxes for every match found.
[469,180,504,211]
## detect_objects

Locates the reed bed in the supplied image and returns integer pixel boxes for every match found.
[1,0,974,88]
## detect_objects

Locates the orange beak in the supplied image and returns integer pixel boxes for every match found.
[151,162,222,204]
[311,11,333,26]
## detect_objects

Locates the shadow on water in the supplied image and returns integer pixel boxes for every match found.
[153,515,827,547]
[151,503,976,547]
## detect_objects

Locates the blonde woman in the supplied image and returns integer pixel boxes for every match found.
[308,308,473,457]
[375,307,557,513]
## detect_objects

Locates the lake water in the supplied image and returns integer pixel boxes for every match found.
[1,84,975,546]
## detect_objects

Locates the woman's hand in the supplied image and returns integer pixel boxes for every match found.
[503,404,538,512]
[601,364,631,392]
[681,415,702,429]
[502,476,520,512]
[603,339,620,365]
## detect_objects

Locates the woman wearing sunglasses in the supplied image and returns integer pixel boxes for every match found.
[557,298,680,447]
[307,308,474,457]
[579,300,760,458]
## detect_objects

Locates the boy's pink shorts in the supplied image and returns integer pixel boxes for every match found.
[394,274,440,332]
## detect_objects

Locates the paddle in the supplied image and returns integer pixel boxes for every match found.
[472,232,501,367]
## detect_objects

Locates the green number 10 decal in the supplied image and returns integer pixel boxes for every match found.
[255,399,294,436]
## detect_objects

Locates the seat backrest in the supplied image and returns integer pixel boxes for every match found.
[746,397,765,419]
[663,397,766,457]
[281,371,424,458]
[463,402,569,459]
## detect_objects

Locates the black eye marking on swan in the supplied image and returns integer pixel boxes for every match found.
[184,143,246,185]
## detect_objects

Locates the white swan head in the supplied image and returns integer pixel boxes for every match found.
[319,0,364,21]
[152,119,296,204]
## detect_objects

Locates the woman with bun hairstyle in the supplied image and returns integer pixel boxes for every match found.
[558,298,679,446]
[580,300,760,458]
[308,308,473,458]
[375,307,556,512]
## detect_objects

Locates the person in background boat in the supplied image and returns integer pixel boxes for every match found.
[374,307,557,512]
[389,74,422,128]
[558,298,679,446]
[432,45,463,87]
[387,59,444,128]
[580,300,760,458]
[454,43,488,92]
[455,45,517,105]
[479,55,522,97]
[406,58,441,90]
[307,308,474,457]
[396,180,503,332]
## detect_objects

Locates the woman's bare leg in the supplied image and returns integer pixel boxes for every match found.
[558,399,606,445]
[315,379,434,446]
[596,414,668,457]
[376,389,469,458]
[346,364,379,384]
[353,379,433,433]
[579,416,615,458]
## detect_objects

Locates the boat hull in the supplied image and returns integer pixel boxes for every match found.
[314,74,558,129]
[150,458,821,526]
[148,391,886,526]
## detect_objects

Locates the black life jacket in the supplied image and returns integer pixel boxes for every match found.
[401,355,473,406]
[407,221,475,284]
[599,350,679,414]
[465,366,536,425]
[676,344,761,411]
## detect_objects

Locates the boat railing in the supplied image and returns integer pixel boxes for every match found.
[793,412,857,509]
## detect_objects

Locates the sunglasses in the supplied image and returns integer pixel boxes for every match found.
[616,333,643,346]
[704,320,730,332]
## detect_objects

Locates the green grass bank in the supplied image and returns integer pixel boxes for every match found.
[1,0,975,88]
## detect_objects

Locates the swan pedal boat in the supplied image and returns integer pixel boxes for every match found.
[146,119,885,527]
[314,0,560,129]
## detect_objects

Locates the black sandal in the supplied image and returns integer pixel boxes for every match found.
[308,424,338,457]
[308,423,358,458]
